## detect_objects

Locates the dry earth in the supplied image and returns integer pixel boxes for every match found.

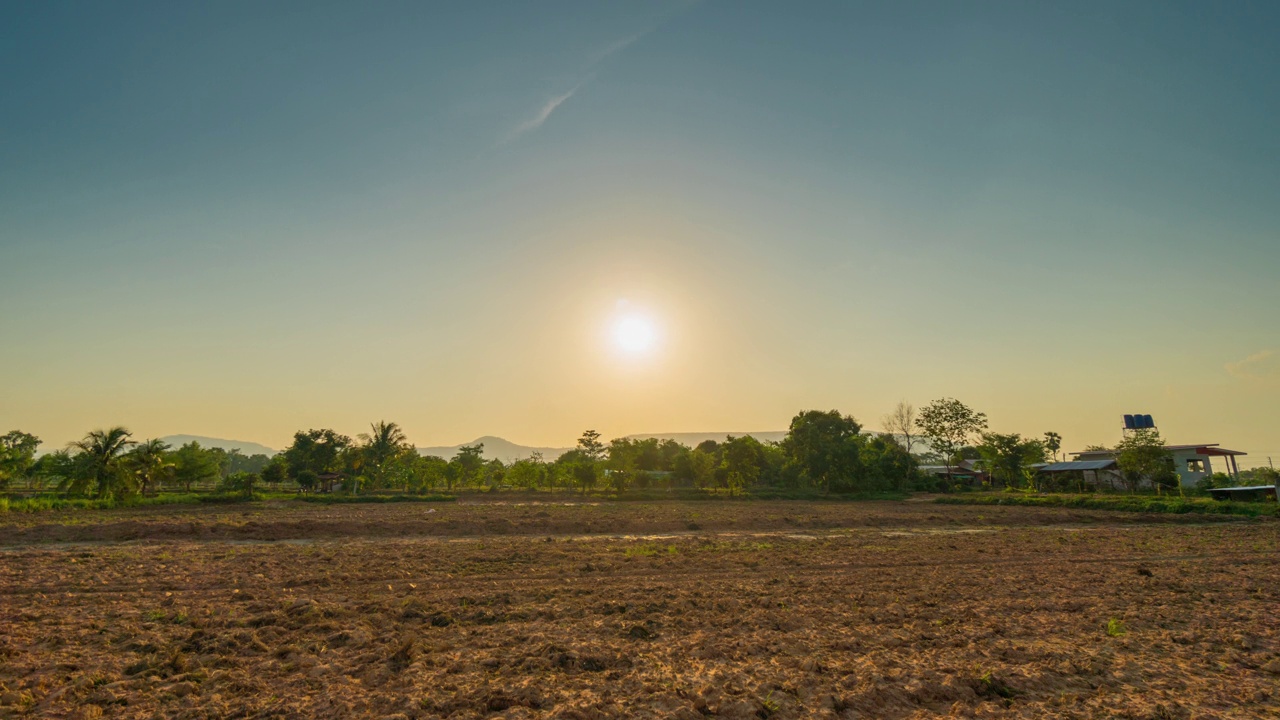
[1,500,1277,719]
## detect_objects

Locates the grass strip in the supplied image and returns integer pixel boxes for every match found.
[934,492,1280,517]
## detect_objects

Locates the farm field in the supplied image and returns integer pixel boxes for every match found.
[1,500,1278,719]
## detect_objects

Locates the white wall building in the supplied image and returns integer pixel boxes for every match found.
[1072,444,1246,488]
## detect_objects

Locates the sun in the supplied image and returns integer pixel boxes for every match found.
[612,313,657,355]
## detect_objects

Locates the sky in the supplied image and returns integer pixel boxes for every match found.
[2,1,1279,465]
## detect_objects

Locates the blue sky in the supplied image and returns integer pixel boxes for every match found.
[2,1,1278,461]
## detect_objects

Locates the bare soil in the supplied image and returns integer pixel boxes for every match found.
[1,500,1277,719]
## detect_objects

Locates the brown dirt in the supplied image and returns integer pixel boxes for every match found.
[0,500,1277,719]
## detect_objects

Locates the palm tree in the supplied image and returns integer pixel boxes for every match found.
[126,439,173,496]
[358,421,409,490]
[68,427,136,498]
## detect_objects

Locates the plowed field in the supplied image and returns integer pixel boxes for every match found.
[1,500,1277,719]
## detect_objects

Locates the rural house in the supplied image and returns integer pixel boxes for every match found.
[1071,444,1247,488]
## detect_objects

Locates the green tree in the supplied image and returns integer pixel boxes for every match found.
[1252,467,1279,494]
[222,471,259,499]
[508,454,548,491]
[577,430,605,461]
[555,448,598,493]
[976,433,1047,489]
[782,410,864,493]
[0,430,41,490]
[916,398,988,483]
[862,435,918,491]
[223,449,273,476]
[690,446,719,489]
[295,469,319,493]
[125,438,173,496]
[171,442,224,492]
[1114,429,1177,493]
[68,427,136,498]
[719,435,768,494]
[260,457,289,488]
[671,446,697,487]
[1043,432,1063,462]
[448,443,485,489]
[410,455,449,493]
[32,450,79,493]
[358,421,410,488]
[282,429,352,479]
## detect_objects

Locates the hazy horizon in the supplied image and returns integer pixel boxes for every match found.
[3,2,1278,467]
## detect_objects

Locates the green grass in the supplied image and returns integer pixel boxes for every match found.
[0,492,265,513]
[0,490,463,513]
[935,492,1280,517]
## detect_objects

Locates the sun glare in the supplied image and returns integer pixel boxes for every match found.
[612,313,657,355]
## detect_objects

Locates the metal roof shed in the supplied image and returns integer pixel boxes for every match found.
[1207,485,1277,502]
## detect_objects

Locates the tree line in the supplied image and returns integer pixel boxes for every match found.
[4,398,1272,501]
[0,429,273,499]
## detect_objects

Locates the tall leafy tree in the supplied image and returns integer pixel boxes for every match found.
[409,455,449,493]
[282,429,353,479]
[508,454,547,491]
[976,433,1046,488]
[68,427,136,498]
[916,398,988,482]
[223,449,273,476]
[554,448,598,493]
[448,443,485,489]
[260,457,289,488]
[577,430,605,461]
[862,435,918,491]
[0,430,41,490]
[171,442,225,492]
[1043,432,1063,462]
[1115,429,1178,493]
[782,410,864,493]
[720,435,768,495]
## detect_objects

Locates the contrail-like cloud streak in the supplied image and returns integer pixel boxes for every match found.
[500,16,673,144]
[502,78,592,144]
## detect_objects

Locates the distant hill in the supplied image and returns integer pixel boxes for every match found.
[624,431,789,446]
[416,431,799,463]
[416,436,573,463]
[160,435,276,456]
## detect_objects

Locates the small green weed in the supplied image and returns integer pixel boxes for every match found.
[1106,618,1127,637]
[975,670,1016,699]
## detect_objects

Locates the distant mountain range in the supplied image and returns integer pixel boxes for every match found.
[151,430,806,464]
[625,431,789,446]
[415,431,790,463]
[160,435,277,457]
[415,436,574,463]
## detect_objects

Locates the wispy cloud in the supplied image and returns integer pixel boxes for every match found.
[585,28,650,68]
[501,76,593,144]
[500,13,676,145]
[1225,349,1280,380]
